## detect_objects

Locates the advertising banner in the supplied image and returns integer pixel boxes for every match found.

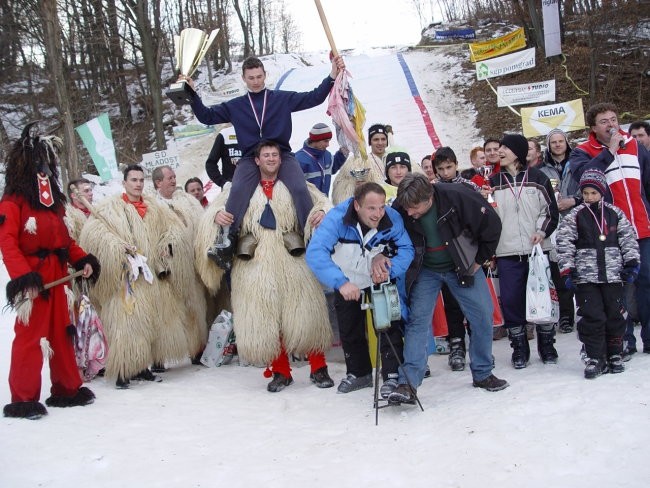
[542,0,562,57]
[521,99,586,137]
[497,79,556,107]
[469,27,526,62]
[475,48,536,80]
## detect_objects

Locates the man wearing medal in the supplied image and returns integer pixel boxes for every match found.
[180,54,345,269]
[488,134,560,370]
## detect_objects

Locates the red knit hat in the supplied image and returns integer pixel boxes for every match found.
[309,123,333,142]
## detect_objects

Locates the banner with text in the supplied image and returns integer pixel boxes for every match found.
[75,113,119,182]
[497,79,556,107]
[521,98,586,137]
[476,48,536,80]
[542,0,562,57]
[140,146,180,174]
[469,27,526,62]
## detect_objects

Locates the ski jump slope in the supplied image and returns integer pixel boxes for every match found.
[278,51,442,161]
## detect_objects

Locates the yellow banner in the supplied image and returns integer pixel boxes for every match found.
[521,99,586,137]
[469,27,526,62]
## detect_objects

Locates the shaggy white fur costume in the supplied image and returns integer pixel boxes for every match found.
[79,194,188,379]
[195,182,332,365]
[156,190,208,357]
[64,204,88,242]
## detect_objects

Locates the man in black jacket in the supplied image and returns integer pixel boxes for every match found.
[389,173,508,404]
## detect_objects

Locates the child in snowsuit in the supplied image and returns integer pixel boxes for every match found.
[556,169,639,378]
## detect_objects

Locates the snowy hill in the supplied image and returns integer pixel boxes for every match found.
[2,47,650,488]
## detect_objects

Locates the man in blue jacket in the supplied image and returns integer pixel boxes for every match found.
[296,123,347,196]
[306,182,414,398]
[180,55,345,269]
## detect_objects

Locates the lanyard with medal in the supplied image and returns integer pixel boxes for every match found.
[505,169,528,212]
[584,201,607,241]
[248,90,268,138]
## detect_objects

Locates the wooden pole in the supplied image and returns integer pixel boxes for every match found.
[314,0,339,57]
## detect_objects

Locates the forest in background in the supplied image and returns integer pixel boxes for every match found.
[0,0,648,186]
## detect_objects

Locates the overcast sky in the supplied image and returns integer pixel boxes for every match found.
[284,0,431,52]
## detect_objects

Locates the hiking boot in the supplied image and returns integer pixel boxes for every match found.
[380,374,399,399]
[267,373,294,392]
[584,358,608,379]
[509,328,530,369]
[309,367,334,388]
[387,384,417,405]
[558,316,574,334]
[116,377,130,389]
[337,373,372,394]
[448,337,466,372]
[472,374,509,392]
[608,354,625,374]
[622,346,637,362]
[132,369,162,382]
[537,326,558,364]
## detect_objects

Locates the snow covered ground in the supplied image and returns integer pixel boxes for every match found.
[2,47,650,487]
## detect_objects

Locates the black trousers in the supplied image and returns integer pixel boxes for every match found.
[575,282,626,359]
[334,291,404,381]
[550,260,575,324]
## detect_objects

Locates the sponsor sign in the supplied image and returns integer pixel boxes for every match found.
[75,113,120,182]
[469,27,526,62]
[435,28,476,40]
[475,48,536,80]
[140,146,180,174]
[497,79,556,107]
[521,98,586,137]
[542,0,562,57]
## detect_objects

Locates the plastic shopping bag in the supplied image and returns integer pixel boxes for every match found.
[201,310,234,367]
[525,244,559,324]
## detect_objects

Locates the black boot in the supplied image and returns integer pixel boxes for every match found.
[584,357,608,379]
[509,327,530,369]
[3,401,48,419]
[537,325,558,364]
[45,387,95,407]
[207,232,237,271]
[448,337,466,371]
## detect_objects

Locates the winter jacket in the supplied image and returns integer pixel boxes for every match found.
[205,130,242,188]
[393,182,502,292]
[439,173,481,192]
[295,141,346,195]
[571,131,650,239]
[543,147,571,185]
[306,198,414,319]
[190,76,334,157]
[556,201,640,284]
[489,167,559,257]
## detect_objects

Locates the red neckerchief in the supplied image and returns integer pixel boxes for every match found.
[73,202,91,216]
[122,193,147,218]
[260,179,275,200]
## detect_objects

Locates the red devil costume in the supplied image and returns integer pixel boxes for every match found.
[0,123,100,420]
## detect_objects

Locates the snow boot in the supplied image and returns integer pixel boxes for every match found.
[380,373,399,399]
[45,386,95,408]
[558,316,574,334]
[608,354,625,374]
[536,325,558,364]
[309,366,334,388]
[337,373,372,393]
[387,384,417,405]
[448,337,466,371]
[267,373,293,392]
[3,401,48,420]
[584,357,608,379]
[509,327,530,369]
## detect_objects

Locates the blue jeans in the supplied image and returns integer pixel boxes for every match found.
[625,237,650,349]
[399,268,494,387]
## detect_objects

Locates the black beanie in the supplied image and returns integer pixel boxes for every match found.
[368,124,387,144]
[500,133,529,165]
[385,152,412,175]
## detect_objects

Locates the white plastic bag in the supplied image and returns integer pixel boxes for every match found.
[200,310,234,367]
[525,244,559,324]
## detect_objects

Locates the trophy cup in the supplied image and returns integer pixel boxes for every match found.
[166,28,220,106]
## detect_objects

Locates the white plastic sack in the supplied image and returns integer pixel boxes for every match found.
[525,244,559,324]
[200,310,234,367]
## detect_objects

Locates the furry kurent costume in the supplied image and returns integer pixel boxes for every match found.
[0,123,100,419]
[79,191,188,383]
[64,203,89,242]
[195,181,332,366]
[156,189,209,360]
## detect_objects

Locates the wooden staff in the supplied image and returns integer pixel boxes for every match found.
[314,0,339,57]
[13,270,85,315]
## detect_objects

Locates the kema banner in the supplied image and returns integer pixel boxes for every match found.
[521,99,586,137]
[469,27,526,62]
[475,48,536,80]
[497,79,556,107]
